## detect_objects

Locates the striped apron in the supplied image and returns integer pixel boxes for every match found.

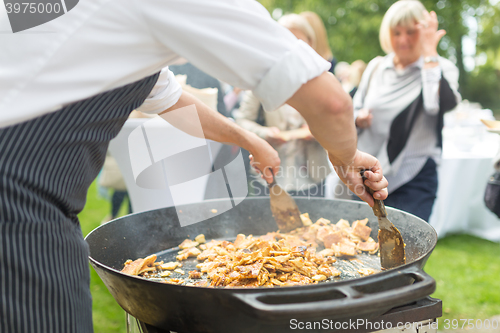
[0,72,160,333]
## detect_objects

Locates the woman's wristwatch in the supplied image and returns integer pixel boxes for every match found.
[423,56,439,64]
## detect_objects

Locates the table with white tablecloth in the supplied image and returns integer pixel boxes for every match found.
[428,131,500,242]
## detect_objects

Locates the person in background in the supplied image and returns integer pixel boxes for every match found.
[300,11,337,73]
[223,86,245,115]
[169,62,228,116]
[234,14,331,197]
[168,61,242,200]
[347,60,367,98]
[99,109,157,223]
[99,152,132,223]
[353,0,461,221]
[334,61,352,93]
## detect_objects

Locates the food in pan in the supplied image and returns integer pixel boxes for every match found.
[121,213,380,287]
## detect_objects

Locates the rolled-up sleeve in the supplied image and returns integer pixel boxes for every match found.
[253,40,331,111]
[136,67,182,114]
[421,58,461,116]
[421,66,442,115]
[139,0,330,112]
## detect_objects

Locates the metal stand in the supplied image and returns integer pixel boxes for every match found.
[126,297,441,333]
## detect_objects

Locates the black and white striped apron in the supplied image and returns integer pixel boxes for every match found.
[0,72,160,333]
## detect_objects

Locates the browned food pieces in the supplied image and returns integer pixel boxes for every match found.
[322,231,343,249]
[195,234,206,244]
[159,262,179,270]
[352,218,371,241]
[121,254,157,276]
[164,278,185,285]
[188,270,202,279]
[179,239,199,249]
[358,268,378,276]
[121,215,380,288]
[194,280,208,287]
[357,238,379,254]
[336,243,358,257]
[176,247,201,261]
[312,274,327,282]
[300,213,313,226]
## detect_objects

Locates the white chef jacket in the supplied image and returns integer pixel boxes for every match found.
[0,0,330,128]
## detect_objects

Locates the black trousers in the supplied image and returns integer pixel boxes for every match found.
[384,158,438,222]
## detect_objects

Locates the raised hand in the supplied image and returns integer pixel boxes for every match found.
[417,10,446,58]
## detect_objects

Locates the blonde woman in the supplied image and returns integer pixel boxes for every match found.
[234,14,331,197]
[353,0,461,221]
[300,11,337,72]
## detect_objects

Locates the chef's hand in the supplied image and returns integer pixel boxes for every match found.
[331,149,388,207]
[248,136,280,185]
[355,108,373,128]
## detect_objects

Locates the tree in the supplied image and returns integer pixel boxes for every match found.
[260,0,390,62]
[464,0,500,112]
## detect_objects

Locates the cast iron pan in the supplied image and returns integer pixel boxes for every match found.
[86,197,437,333]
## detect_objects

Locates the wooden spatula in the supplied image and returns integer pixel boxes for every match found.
[267,171,303,232]
[361,171,406,269]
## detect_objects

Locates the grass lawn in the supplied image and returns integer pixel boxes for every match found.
[79,181,128,333]
[79,180,500,332]
[425,235,500,327]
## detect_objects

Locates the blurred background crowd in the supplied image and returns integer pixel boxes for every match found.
[261,0,500,116]
[102,0,500,224]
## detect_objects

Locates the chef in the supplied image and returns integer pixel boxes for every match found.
[0,0,388,332]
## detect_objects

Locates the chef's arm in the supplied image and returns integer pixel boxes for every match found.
[286,72,388,206]
[158,91,280,184]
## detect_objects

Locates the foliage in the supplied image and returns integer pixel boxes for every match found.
[462,65,500,115]
[259,0,390,62]
[476,0,500,63]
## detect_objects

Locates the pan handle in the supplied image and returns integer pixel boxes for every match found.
[231,266,435,320]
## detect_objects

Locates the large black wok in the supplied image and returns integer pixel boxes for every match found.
[86,197,437,333]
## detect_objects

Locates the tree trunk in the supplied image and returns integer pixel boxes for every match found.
[456,34,468,91]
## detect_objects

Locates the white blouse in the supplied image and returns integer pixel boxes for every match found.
[353,54,461,193]
[0,0,330,128]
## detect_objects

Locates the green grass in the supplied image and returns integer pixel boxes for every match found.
[79,180,500,332]
[79,181,128,333]
[425,234,500,328]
